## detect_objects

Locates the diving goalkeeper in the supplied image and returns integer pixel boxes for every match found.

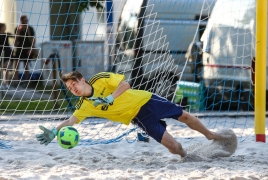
[36,71,220,158]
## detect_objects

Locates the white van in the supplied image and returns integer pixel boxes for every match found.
[114,0,215,99]
[200,0,255,110]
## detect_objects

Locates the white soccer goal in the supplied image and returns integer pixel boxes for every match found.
[0,0,264,150]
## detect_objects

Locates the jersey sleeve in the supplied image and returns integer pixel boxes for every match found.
[105,73,125,88]
[72,97,92,124]
[72,109,90,124]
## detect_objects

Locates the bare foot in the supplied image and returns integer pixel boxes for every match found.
[180,149,187,158]
[206,132,221,140]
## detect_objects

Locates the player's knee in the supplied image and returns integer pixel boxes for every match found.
[178,111,191,124]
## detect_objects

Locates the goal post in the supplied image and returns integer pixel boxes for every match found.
[255,0,267,143]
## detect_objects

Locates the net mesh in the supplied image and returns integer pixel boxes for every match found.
[0,0,260,149]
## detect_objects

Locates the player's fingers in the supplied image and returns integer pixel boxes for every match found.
[40,139,47,145]
[93,101,100,107]
[39,125,50,133]
[39,125,47,131]
[99,97,108,103]
[44,141,50,146]
[35,134,43,138]
[97,97,104,102]
[36,136,44,141]
[36,137,45,141]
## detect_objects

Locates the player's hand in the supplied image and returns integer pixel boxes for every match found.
[35,125,58,146]
[18,25,23,31]
[93,95,114,107]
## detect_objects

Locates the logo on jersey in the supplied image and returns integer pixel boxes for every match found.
[100,87,106,96]
[101,102,113,111]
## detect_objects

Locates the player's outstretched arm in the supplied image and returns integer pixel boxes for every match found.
[56,116,78,131]
[111,80,130,99]
[93,81,130,107]
[36,116,78,146]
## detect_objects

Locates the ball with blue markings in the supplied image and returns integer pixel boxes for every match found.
[57,126,80,149]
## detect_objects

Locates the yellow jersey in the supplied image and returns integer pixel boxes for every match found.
[73,72,152,125]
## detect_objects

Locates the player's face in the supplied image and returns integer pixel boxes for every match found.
[21,17,28,25]
[66,78,86,96]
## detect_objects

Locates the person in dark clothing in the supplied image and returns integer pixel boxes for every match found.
[13,15,35,85]
[45,49,60,65]
[0,23,13,89]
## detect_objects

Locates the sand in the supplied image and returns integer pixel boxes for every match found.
[0,116,267,180]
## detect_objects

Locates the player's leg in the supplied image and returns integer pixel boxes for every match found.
[23,60,29,81]
[148,94,220,140]
[161,130,187,157]
[132,95,186,157]
[178,110,220,140]
[3,60,10,86]
[13,59,19,84]
[13,48,22,83]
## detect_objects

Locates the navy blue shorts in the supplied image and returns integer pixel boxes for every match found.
[132,94,183,143]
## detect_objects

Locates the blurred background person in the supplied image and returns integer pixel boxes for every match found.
[0,23,13,89]
[13,15,35,86]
